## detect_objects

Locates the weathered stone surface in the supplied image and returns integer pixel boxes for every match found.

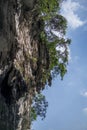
[0,0,49,129]
[22,0,35,9]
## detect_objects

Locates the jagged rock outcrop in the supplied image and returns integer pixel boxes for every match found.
[0,0,49,130]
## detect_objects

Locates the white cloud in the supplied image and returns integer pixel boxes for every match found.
[81,90,87,97]
[61,0,86,29]
[56,46,65,53]
[67,45,71,61]
[51,30,63,39]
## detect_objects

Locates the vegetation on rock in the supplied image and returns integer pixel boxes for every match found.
[0,0,71,129]
[30,93,48,121]
[30,0,71,121]
[37,0,71,85]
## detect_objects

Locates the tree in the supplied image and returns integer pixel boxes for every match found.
[30,94,48,121]
[38,0,71,85]
[30,0,71,122]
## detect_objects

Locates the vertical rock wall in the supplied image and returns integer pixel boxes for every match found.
[0,0,49,130]
[0,0,36,129]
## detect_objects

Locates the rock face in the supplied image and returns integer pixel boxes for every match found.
[0,0,49,130]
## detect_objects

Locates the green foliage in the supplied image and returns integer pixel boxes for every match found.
[39,0,60,17]
[59,63,67,79]
[30,107,37,121]
[48,14,67,35]
[30,0,71,123]
[30,94,48,121]
[37,0,71,85]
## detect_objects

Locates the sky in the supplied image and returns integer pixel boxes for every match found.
[32,0,87,130]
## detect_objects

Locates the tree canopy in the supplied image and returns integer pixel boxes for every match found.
[30,0,71,121]
[30,93,48,121]
[38,0,71,83]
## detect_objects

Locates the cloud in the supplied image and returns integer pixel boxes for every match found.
[61,0,86,29]
[51,30,63,39]
[67,45,71,61]
[56,46,65,53]
[81,90,87,97]
[52,30,71,61]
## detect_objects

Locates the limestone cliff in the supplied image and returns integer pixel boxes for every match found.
[0,0,49,130]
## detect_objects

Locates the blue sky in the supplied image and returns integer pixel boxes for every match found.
[32,0,87,130]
